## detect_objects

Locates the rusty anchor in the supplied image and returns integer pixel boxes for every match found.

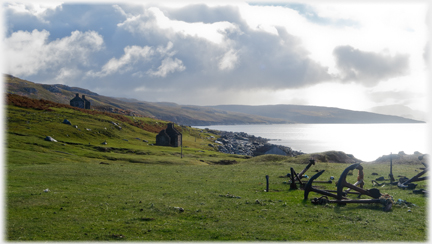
[397,164,428,190]
[303,170,346,200]
[305,163,392,211]
[371,153,398,186]
[290,167,303,190]
[337,163,381,199]
[289,159,332,190]
[310,195,393,212]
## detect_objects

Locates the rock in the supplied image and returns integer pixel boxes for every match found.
[102,141,107,145]
[24,87,38,94]
[174,207,184,212]
[73,125,78,128]
[45,136,57,142]
[142,140,148,143]
[63,119,72,125]
[42,84,62,93]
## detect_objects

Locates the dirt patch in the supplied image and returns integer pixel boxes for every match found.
[211,160,238,165]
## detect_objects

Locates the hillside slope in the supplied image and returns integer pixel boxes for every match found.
[5,93,252,166]
[210,104,424,124]
[5,74,424,125]
[5,75,287,126]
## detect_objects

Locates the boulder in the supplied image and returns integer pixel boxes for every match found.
[45,136,57,142]
[63,119,72,125]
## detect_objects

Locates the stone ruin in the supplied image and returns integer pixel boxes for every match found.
[156,123,182,147]
[70,93,91,109]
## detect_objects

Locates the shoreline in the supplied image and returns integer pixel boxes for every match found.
[200,128,427,164]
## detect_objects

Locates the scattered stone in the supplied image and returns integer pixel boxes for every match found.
[102,141,107,145]
[45,136,57,142]
[212,130,303,157]
[100,162,109,165]
[219,193,241,199]
[372,173,378,175]
[63,119,71,125]
[142,140,148,143]
[174,207,184,212]
[73,125,78,128]
[110,234,124,239]
[43,188,50,192]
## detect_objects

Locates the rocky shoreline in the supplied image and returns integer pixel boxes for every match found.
[204,129,304,157]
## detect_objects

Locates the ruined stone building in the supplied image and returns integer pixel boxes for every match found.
[156,123,182,147]
[70,93,91,109]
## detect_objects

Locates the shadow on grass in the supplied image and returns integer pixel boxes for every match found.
[333,203,387,213]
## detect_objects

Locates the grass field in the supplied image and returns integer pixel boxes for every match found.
[5,101,428,241]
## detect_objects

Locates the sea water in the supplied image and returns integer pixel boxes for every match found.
[195,123,429,162]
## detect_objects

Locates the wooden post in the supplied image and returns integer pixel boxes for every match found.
[266,175,269,192]
[389,152,394,183]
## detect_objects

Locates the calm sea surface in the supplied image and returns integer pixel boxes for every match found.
[195,124,429,162]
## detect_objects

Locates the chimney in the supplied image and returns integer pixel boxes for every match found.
[76,93,79,97]
[82,95,86,99]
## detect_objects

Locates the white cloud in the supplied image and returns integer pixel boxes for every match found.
[147,57,186,78]
[5,29,103,77]
[3,1,428,117]
[118,6,238,45]
[5,2,63,23]
[89,45,154,77]
[112,4,131,18]
[54,67,81,83]
[88,41,185,78]
[218,49,238,71]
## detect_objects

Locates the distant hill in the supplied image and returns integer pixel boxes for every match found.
[5,74,424,125]
[5,75,286,126]
[210,104,424,124]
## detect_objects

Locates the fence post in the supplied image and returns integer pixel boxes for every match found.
[266,175,269,192]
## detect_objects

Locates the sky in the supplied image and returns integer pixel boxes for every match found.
[2,0,431,121]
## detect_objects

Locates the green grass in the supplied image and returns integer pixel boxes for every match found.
[5,105,428,241]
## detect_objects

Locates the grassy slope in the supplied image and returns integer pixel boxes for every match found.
[5,100,427,241]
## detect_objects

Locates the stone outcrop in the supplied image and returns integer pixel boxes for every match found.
[208,130,303,157]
